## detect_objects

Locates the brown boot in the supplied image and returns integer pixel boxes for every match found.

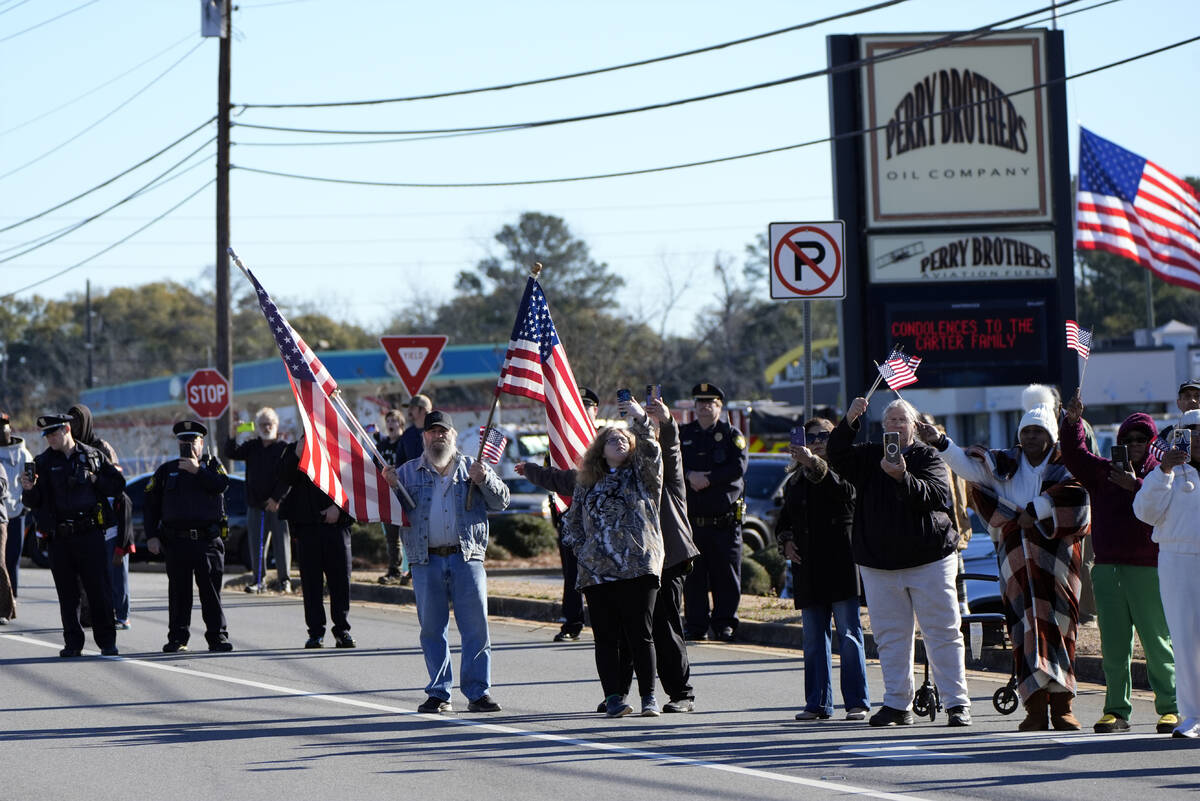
[1049,692,1082,731]
[1018,688,1050,731]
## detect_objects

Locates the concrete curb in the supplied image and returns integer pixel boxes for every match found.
[341,579,1141,692]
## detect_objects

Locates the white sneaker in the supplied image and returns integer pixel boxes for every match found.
[846,707,870,721]
[1172,716,1200,739]
[795,710,830,720]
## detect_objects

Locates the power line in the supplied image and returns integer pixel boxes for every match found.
[0,117,215,235]
[0,140,216,262]
[0,38,207,182]
[0,31,197,138]
[231,33,1200,190]
[0,0,102,45]
[229,0,1090,140]
[0,0,36,18]
[0,179,216,300]
[237,0,910,110]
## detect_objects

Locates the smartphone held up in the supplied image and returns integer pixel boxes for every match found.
[884,431,902,464]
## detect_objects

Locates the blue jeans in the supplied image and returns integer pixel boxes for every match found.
[411,555,492,702]
[801,598,870,716]
[107,530,130,622]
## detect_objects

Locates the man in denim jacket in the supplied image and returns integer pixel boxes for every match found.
[383,410,510,714]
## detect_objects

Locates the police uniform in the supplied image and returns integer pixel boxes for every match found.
[144,421,233,652]
[274,441,355,648]
[22,414,126,657]
[680,384,748,640]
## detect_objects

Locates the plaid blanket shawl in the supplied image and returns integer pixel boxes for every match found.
[968,446,1091,700]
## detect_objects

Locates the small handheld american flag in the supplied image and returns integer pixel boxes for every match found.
[1065,320,1092,359]
[1148,433,1170,463]
[879,347,922,391]
[478,426,508,465]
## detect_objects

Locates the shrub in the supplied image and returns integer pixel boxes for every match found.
[741,556,772,597]
[751,547,787,593]
[490,514,558,558]
[486,541,512,561]
[350,523,387,565]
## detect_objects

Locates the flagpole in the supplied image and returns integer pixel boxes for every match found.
[864,366,886,402]
[466,261,544,510]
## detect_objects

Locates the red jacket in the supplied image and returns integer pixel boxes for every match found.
[1058,414,1159,567]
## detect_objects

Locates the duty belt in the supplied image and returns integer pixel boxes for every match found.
[53,516,102,537]
[166,524,221,540]
[690,513,736,528]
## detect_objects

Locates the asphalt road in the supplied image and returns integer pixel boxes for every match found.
[2,567,1197,801]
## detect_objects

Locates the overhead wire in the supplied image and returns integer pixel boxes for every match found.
[230,33,1200,190]
[0,30,198,138]
[237,0,912,109]
[0,37,207,181]
[229,0,1091,140]
[0,178,216,301]
[0,137,217,261]
[0,0,102,44]
[0,0,36,17]
[0,117,215,234]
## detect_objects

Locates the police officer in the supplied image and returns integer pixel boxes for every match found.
[144,421,233,653]
[272,437,356,648]
[680,383,748,642]
[20,414,126,657]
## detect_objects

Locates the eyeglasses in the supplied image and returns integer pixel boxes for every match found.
[805,432,830,442]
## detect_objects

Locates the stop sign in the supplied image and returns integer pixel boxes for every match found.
[184,368,230,419]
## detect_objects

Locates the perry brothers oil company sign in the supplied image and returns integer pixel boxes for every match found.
[860,31,1053,228]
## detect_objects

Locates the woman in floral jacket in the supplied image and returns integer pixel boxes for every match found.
[562,397,665,718]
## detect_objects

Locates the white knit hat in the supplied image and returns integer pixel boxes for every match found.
[1182,410,1200,427]
[1018,404,1058,444]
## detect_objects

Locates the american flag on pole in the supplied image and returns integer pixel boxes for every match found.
[879,347,922,391]
[496,277,596,508]
[478,426,508,465]
[244,267,403,525]
[1076,128,1200,291]
[1065,320,1092,359]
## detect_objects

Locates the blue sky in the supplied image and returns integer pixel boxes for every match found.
[1,0,1197,338]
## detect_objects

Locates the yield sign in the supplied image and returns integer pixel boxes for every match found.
[379,335,448,398]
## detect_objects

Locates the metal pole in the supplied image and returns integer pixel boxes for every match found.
[85,279,94,389]
[1146,268,1156,331]
[802,300,813,418]
[215,0,233,467]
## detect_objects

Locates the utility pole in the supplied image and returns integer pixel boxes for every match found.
[85,279,94,388]
[215,0,233,462]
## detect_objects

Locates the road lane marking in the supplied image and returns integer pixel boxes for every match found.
[3,632,934,801]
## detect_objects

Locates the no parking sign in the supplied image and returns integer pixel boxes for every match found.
[769,221,846,300]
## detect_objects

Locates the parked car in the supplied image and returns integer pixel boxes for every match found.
[123,472,252,569]
[961,509,1004,615]
[741,453,791,552]
[492,476,552,520]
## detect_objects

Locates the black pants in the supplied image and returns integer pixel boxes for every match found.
[382,522,402,575]
[48,528,115,651]
[557,530,584,635]
[613,561,694,701]
[684,523,742,635]
[583,575,658,699]
[164,535,228,647]
[295,523,352,639]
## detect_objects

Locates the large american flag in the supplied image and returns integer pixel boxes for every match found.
[1076,128,1200,291]
[244,266,403,525]
[1065,319,1092,359]
[496,277,596,505]
[879,347,922,391]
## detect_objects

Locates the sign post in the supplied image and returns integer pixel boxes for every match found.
[769,221,846,415]
[379,335,449,399]
[184,367,231,420]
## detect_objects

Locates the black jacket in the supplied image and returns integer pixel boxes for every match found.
[224,436,290,508]
[143,456,228,536]
[273,444,353,529]
[774,457,858,608]
[24,444,126,533]
[826,416,958,570]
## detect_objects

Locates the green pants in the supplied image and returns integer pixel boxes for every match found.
[1092,563,1177,719]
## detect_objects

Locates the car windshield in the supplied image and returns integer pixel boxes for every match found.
[744,460,788,499]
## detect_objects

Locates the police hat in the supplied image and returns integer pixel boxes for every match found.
[36,413,72,435]
[1179,380,1200,395]
[173,420,208,439]
[423,410,453,431]
[579,387,599,408]
[691,382,726,402]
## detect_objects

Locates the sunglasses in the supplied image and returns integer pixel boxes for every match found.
[1120,435,1149,445]
[804,431,830,442]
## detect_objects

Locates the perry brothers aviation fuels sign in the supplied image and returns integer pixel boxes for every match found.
[859,31,1053,228]
[868,230,1056,283]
